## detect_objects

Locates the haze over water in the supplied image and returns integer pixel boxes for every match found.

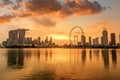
[0,48,120,80]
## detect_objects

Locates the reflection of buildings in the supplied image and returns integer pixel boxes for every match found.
[89,50,92,61]
[111,49,117,65]
[81,49,86,65]
[45,49,52,61]
[102,49,109,69]
[7,49,24,69]
[93,49,99,58]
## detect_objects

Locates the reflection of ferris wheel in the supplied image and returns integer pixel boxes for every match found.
[69,26,84,46]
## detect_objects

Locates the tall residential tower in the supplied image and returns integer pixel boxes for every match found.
[102,29,108,46]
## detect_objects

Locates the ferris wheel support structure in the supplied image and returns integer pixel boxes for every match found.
[69,26,84,47]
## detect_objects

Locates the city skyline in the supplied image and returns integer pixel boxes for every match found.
[2,28,120,48]
[0,0,120,45]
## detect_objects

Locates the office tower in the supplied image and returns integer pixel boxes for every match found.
[45,36,48,43]
[110,33,116,45]
[8,29,29,46]
[81,35,86,46]
[102,29,108,46]
[37,37,41,44]
[18,30,25,45]
[89,36,92,45]
[119,34,120,44]
[8,30,18,46]
[25,37,32,44]
[93,37,99,46]
[101,37,103,45]
[49,37,52,44]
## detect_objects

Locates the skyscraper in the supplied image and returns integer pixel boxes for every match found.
[49,37,52,44]
[5,29,29,47]
[101,37,103,45]
[18,30,25,45]
[93,37,99,46]
[102,29,108,46]
[8,30,18,46]
[110,33,116,45]
[89,36,92,45]
[81,35,86,46]
[119,34,120,44]
[45,36,48,43]
[37,37,41,44]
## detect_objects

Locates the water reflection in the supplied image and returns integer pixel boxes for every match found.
[37,50,40,61]
[81,49,86,65]
[45,49,52,61]
[93,49,99,59]
[111,49,117,67]
[22,69,56,80]
[102,49,109,69]
[7,49,24,69]
[89,50,92,61]
[1,48,119,80]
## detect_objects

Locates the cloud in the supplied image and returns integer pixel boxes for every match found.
[0,15,15,23]
[63,0,103,15]
[0,0,105,25]
[25,0,62,14]
[25,0,105,17]
[31,17,56,27]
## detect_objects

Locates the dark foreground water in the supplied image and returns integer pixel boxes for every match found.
[0,48,120,80]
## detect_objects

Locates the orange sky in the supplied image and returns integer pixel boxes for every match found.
[0,0,120,45]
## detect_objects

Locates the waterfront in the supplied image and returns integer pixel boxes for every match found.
[0,48,120,80]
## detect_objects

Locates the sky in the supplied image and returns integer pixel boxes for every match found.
[0,0,120,45]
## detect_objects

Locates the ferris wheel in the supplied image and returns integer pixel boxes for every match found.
[69,26,84,46]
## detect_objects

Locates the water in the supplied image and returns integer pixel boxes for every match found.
[0,48,120,80]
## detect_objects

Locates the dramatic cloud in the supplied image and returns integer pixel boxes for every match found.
[0,0,105,25]
[25,0,62,13]
[25,0,104,16]
[0,15,15,23]
[62,0,103,16]
[31,17,56,27]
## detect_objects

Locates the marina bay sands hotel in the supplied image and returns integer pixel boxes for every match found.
[3,29,29,47]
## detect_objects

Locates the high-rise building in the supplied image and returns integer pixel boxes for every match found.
[89,36,92,45]
[37,37,41,46]
[81,35,86,46]
[8,30,18,46]
[45,36,48,43]
[4,29,29,47]
[119,34,120,44]
[101,37,103,45]
[49,37,52,44]
[102,29,108,46]
[93,37,99,46]
[18,30,25,45]
[110,33,116,45]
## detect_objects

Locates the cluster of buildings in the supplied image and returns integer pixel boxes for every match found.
[2,28,120,48]
[71,29,120,48]
[91,29,118,47]
[2,29,57,48]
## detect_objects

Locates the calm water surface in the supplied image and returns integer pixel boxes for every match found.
[0,48,120,80]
